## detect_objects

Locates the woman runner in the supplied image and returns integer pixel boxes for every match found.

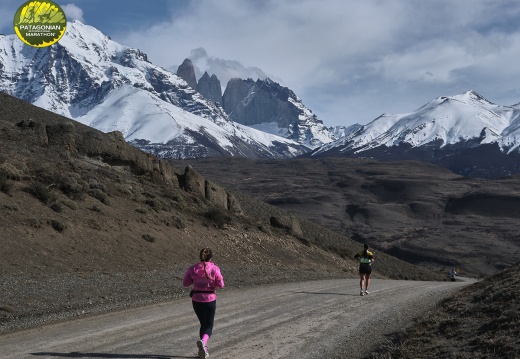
[183,248,225,359]
[354,244,374,296]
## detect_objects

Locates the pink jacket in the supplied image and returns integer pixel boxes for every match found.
[182,261,224,302]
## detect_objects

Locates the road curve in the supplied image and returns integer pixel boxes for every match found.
[0,278,472,359]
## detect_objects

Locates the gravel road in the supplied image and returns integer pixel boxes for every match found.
[0,278,473,359]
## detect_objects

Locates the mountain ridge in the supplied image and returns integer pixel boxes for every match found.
[3,21,520,177]
[0,20,308,160]
[308,90,520,177]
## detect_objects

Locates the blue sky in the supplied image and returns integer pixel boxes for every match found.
[2,0,520,127]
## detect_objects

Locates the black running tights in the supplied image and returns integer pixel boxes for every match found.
[192,300,217,338]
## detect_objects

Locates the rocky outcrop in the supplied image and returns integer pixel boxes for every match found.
[181,165,205,198]
[179,165,243,214]
[222,78,335,149]
[270,215,303,236]
[4,92,248,211]
[222,78,298,128]
[197,72,222,104]
[222,78,255,120]
[176,58,197,89]
[223,78,294,126]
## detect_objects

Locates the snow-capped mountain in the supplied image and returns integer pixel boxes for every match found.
[309,91,520,177]
[0,20,308,159]
[174,58,341,150]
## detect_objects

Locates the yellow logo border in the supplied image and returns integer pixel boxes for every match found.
[13,1,67,48]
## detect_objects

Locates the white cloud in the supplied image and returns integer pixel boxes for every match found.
[111,0,520,126]
[61,4,85,23]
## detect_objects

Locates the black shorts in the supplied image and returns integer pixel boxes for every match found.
[359,264,372,275]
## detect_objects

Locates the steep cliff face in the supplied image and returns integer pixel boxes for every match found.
[222,78,255,120]
[222,78,294,126]
[197,72,222,104]
[222,78,337,148]
[176,58,197,89]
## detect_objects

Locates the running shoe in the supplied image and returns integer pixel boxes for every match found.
[360,290,365,296]
[197,340,209,359]
[364,290,370,295]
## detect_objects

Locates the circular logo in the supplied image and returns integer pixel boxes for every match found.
[13,1,67,48]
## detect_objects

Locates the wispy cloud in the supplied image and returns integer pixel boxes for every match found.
[62,4,85,23]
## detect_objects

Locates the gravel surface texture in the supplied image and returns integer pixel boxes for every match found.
[0,265,345,334]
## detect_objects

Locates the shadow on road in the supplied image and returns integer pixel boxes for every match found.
[31,352,196,359]
[292,291,359,297]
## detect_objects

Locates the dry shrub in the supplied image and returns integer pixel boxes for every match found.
[87,219,102,230]
[90,205,102,213]
[62,199,78,210]
[145,198,163,212]
[32,163,56,183]
[142,234,156,242]
[115,183,132,195]
[0,162,25,180]
[50,203,63,213]
[26,218,45,228]
[0,173,13,194]
[58,174,86,200]
[51,220,65,232]
[89,188,110,205]
[27,181,58,205]
[88,178,108,193]
[171,216,186,229]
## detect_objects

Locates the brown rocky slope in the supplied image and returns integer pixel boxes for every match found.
[368,263,520,359]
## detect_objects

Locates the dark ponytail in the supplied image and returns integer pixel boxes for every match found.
[200,248,213,280]
[363,244,369,257]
